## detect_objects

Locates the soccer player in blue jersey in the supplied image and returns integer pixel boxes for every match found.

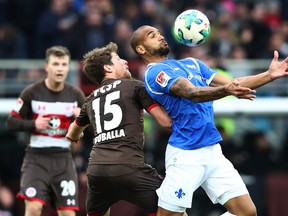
[130,25,288,216]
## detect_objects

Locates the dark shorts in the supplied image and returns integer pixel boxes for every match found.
[86,164,163,215]
[17,148,79,211]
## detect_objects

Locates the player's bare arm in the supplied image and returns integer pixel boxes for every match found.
[170,77,255,102]
[235,51,288,89]
[72,107,81,117]
[66,121,87,143]
[149,105,172,128]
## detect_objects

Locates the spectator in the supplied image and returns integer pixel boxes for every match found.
[6,0,49,58]
[34,0,79,58]
[0,24,27,59]
[68,7,114,59]
[239,3,272,59]
[113,19,138,60]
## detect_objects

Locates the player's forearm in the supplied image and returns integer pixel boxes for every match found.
[236,71,272,90]
[150,106,172,128]
[66,121,86,142]
[171,77,229,102]
[6,116,36,131]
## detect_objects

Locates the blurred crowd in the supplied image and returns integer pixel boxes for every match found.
[1,0,288,96]
[1,0,288,215]
[0,0,287,61]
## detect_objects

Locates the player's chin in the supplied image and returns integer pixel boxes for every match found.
[55,77,65,83]
[124,71,132,79]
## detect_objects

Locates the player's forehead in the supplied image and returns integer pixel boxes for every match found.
[139,26,159,38]
[47,54,69,63]
[111,52,120,60]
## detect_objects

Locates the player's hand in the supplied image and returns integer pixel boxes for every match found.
[65,122,84,144]
[73,106,81,117]
[226,80,256,100]
[268,50,288,80]
[35,114,50,130]
[65,132,84,144]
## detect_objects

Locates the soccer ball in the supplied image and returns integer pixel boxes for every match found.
[173,9,210,47]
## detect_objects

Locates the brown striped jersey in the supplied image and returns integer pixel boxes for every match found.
[75,78,160,165]
[8,80,86,149]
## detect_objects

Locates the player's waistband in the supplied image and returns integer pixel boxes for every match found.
[26,146,70,154]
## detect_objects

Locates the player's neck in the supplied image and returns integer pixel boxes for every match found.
[144,56,167,64]
[45,78,65,92]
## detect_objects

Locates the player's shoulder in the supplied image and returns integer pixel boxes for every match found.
[22,80,44,93]
[179,57,198,63]
[121,78,144,87]
[179,57,203,69]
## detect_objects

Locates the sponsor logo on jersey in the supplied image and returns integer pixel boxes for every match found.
[67,199,76,205]
[187,64,197,69]
[156,71,170,87]
[13,98,24,113]
[94,129,125,144]
[37,116,67,136]
[26,187,37,198]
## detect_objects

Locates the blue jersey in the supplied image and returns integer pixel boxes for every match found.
[144,58,222,150]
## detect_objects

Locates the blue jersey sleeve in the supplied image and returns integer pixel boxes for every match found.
[194,58,217,84]
[144,63,180,95]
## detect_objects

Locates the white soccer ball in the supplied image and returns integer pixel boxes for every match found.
[173,9,211,47]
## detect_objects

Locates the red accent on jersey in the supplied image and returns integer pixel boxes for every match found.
[56,206,80,211]
[147,103,160,113]
[75,119,87,127]
[10,110,23,119]
[156,71,165,84]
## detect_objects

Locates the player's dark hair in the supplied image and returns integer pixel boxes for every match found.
[82,42,118,84]
[45,46,71,63]
[130,26,146,54]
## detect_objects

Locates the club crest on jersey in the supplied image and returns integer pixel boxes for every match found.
[156,71,170,87]
[13,98,23,113]
[48,116,61,129]
[25,187,37,198]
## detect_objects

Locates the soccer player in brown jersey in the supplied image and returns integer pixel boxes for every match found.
[6,46,86,216]
[65,42,180,216]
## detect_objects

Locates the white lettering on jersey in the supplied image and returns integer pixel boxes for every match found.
[186,64,197,69]
[94,129,125,144]
[155,71,170,87]
[94,80,122,97]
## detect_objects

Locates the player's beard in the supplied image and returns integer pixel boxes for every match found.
[154,46,170,57]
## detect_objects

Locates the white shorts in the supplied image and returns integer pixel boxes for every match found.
[156,144,248,212]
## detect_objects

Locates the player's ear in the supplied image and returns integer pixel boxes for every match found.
[136,45,146,55]
[44,63,49,73]
[103,64,112,72]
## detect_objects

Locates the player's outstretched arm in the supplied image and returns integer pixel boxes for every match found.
[235,51,288,89]
[170,77,255,102]
[268,50,288,80]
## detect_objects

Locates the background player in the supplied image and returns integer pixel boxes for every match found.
[6,46,86,216]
